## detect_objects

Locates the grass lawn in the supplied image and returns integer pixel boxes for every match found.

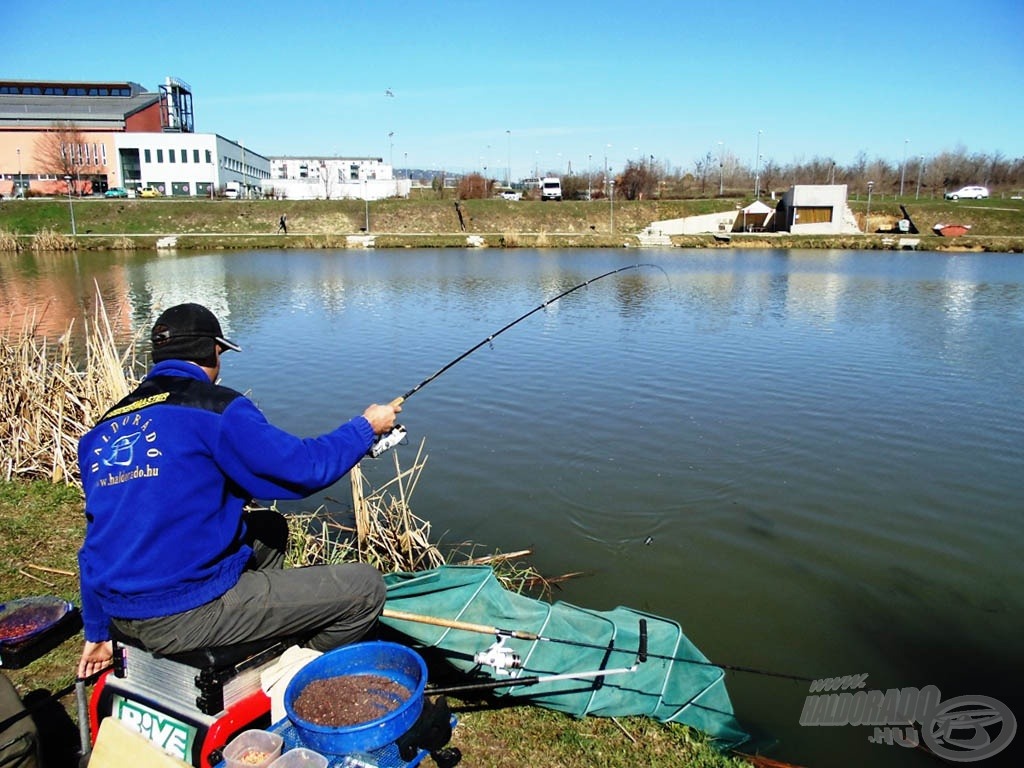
[2,194,1023,252]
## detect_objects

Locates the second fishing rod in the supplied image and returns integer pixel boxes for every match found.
[370,263,664,457]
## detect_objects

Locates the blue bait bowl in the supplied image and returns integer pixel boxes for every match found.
[284,641,427,755]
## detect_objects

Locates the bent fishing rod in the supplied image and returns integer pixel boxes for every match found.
[370,263,666,457]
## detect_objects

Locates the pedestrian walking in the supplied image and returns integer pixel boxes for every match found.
[278,214,288,234]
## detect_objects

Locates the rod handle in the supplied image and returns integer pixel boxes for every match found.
[389,396,405,408]
[638,619,648,663]
[382,607,540,641]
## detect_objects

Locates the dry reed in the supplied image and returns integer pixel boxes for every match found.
[30,229,76,251]
[0,293,140,484]
[285,439,446,573]
[0,229,20,252]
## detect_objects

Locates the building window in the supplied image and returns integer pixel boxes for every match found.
[157,149,164,163]
[205,150,212,163]
[144,149,151,163]
[795,206,833,224]
[169,149,175,163]
[194,149,200,163]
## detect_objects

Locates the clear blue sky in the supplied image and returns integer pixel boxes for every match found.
[9,0,1023,179]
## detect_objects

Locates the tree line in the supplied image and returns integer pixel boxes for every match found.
[458,147,1023,201]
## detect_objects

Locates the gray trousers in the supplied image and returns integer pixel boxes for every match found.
[111,509,386,655]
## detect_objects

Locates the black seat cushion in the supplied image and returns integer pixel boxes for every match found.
[110,624,304,671]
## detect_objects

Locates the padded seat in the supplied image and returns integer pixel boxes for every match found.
[109,624,305,671]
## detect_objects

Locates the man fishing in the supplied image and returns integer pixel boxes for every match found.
[76,303,400,679]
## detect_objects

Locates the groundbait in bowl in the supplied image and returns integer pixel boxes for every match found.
[283,641,427,755]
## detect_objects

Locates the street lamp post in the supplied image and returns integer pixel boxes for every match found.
[604,144,612,199]
[754,129,762,199]
[899,139,909,197]
[63,175,76,236]
[587,154,592,200]
[506,129,511,188]
[865,181,874,234]
[363,179,370,232]
[717,141,724,196]
[16,147,22,197]
[609,179,615,232]
[916,156,924,200]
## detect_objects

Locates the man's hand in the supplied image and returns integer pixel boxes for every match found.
[362,402,401,435]
[78,640,113,679]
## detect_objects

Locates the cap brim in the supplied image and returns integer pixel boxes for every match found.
[216,336,242,353]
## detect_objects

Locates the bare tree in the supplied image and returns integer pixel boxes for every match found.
[694,152,713,196]
[34,121,101,192]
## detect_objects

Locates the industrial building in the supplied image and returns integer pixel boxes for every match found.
[0,76,270,198]
[0,76,401,200]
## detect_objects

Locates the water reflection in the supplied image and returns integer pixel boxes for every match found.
[3,247,1023,768]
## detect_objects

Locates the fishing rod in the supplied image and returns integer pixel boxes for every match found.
[427,619,649,697]
[382,607,813,684]
[370,263,665,457]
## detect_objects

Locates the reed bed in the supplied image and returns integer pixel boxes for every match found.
[30,228,76,251]
[1,296,140,484]
[0,229,20,251]
[284,440,555,592]
[284,440,444,574]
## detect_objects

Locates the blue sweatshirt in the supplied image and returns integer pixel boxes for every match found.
[76,360,375,642]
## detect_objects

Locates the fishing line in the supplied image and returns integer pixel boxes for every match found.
[395,262,666,406]
[371,262,668,456]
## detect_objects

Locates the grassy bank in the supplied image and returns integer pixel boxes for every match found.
[2,194,1023,252]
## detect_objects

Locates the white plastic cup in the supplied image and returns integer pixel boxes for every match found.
[268,748,329,768]
[222,729,284,768]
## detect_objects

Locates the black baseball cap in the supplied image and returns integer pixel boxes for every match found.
[150,303,241,366]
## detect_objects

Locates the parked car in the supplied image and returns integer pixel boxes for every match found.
[944,185,989,200]
[139,186,162,198]
[104,187,129,198]
[500,190,522,201]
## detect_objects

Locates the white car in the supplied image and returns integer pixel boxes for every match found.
[945,186,989,200]
[500,190,521,201]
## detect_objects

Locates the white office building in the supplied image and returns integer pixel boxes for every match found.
[265,156,411,200]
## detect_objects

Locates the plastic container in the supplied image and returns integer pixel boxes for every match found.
[222,729,284,768]
[268,748,328,768]
[284,640,427,755]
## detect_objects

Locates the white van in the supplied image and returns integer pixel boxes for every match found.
[541,177,562,202]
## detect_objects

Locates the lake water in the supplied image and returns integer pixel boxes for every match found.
[2,247,1022,766]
